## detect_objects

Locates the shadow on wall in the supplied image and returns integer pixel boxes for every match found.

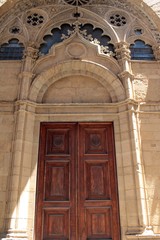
[149,177,160,233]
[1,113,39,240]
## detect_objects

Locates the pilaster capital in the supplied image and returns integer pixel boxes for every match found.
[23,41,39,60]
[115,41,131,60]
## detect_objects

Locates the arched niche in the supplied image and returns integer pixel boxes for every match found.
[42,75,112,104]
[29,60,126,103]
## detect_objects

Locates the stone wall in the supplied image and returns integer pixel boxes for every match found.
[140,110,160,234]
[132,62,160,102]
[0,62,20,236]
[0,103,14,233]
[132,61,160,235]
[0,53,160,240]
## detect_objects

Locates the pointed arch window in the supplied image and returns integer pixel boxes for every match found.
[39,23,115,57]
[130,40,155,60]
[0,38,24,60]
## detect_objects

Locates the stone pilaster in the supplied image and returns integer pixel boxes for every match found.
[115,42,134,99]
[19,43,39,100]
[2,101,36,240]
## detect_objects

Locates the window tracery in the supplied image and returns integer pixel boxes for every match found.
[63,0,90,5]
[130,40,155,60]
[26,13,44,26]
[9,26,21,34]
[39,22,115,57]
[109,14,127,27]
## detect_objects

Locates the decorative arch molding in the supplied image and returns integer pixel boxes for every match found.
[36,7,119,45]
[29,60,126,103]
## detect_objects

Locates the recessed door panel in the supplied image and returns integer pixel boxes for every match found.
[43,208,70,240]
[86,207,112,239]
[45,162,70,201]
[85,161,111,200]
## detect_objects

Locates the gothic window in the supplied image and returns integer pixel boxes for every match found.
[39,23,115,57]
[0,38,24,60]
[40,24,73,54]
[130,40,155,60]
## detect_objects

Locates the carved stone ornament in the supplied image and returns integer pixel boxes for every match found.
[60,21,115,57]
[66,42,86,58]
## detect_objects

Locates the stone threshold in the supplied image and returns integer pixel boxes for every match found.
[126,234,160,239]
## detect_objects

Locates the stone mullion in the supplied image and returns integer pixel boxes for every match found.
[115,42,134,99]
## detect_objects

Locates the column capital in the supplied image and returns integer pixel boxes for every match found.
[115,41,131,60]
[22,41,39,62]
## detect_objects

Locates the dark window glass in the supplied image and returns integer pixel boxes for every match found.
[130,40,155,60]
[39,23,115,57]
[39,24,73,55]
[0,39,24,60]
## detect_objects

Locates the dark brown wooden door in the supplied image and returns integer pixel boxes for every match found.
[35,123,120,240]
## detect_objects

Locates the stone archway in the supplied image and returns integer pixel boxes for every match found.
[29,60,126,103]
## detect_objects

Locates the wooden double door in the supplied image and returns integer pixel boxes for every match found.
[35,122,120,240]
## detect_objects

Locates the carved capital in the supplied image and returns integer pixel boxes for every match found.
[115,41,131,60]
[24,46,39,60]
[23,41,39,60]
[153,45,160,60]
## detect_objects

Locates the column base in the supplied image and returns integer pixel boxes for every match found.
[126,226,160,239]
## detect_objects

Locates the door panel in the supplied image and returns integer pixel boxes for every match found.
[35,122,120,240]
[45,162,70,201]
[78,123,120,240]
[86,207,112,239]
[85,161,110,200]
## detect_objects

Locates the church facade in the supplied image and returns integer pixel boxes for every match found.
[0,0,160,239]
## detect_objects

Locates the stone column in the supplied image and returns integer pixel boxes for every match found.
[115,42,134,99]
